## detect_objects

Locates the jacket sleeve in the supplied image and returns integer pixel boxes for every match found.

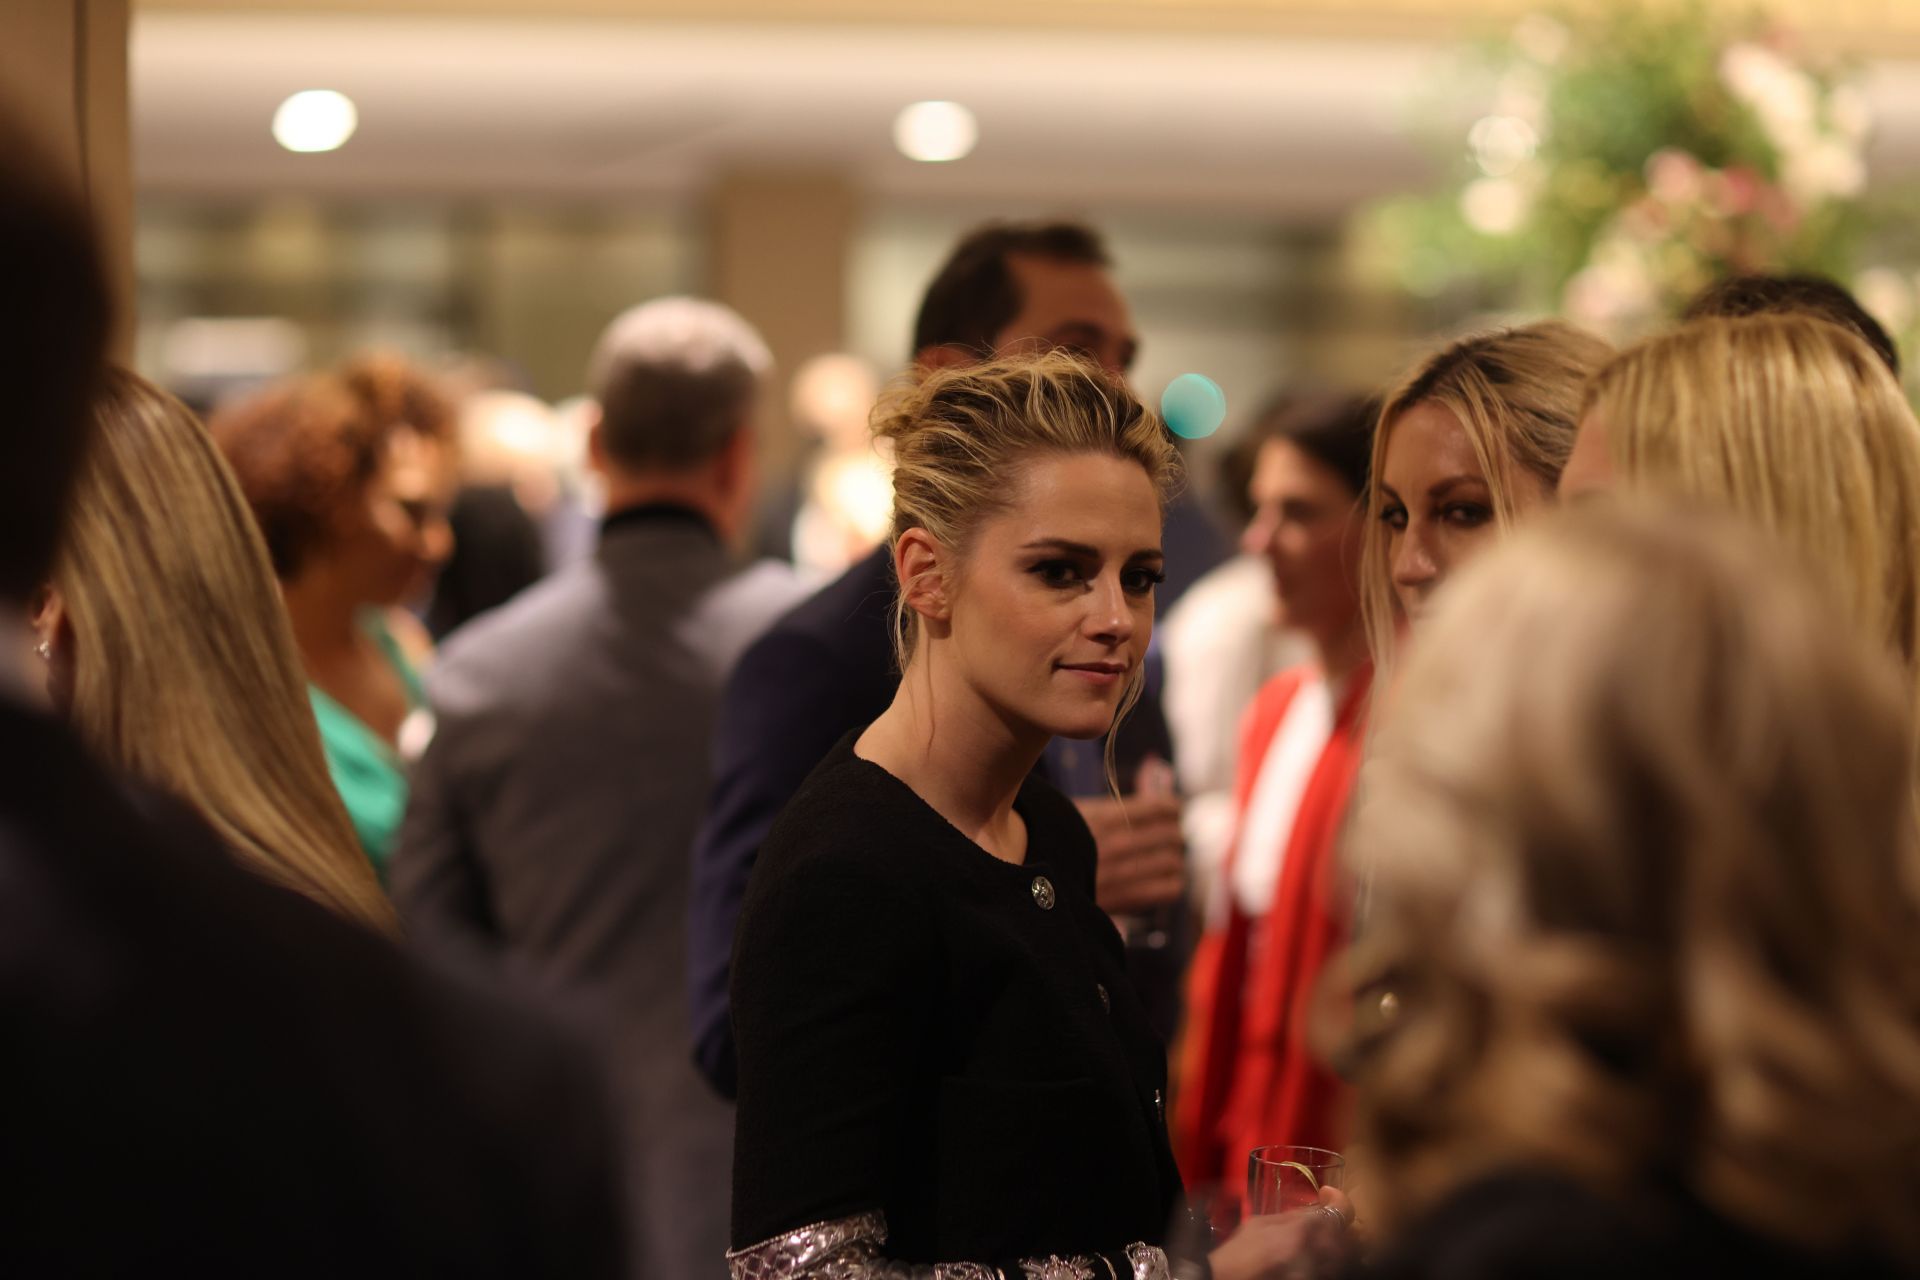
[687,625,863,1097]
[390,708,503,959]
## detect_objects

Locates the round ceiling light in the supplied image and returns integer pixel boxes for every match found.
[272,90,358,154]
[893,101,977,163]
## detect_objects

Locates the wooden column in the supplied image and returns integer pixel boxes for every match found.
[0,0,133,357]
[707,170,858,490]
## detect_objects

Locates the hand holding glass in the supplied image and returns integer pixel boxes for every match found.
[1246,1145,1344,1216]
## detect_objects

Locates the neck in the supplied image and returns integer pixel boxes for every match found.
[600,472,727,534]
[857,644,1041,844]
[279,566,365,659]
[1314,616,1370,690]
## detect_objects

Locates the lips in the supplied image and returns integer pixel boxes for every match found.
[1057,660,1127,687]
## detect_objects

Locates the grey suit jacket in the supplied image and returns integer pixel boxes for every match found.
[392,506,808,1280]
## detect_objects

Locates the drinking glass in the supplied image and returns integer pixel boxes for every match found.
[1246,1145,1343,1216]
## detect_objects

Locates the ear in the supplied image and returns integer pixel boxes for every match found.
[710,424,756,537]
[893,526,952,627]
[28,583,64,638]
[584,406,608,474]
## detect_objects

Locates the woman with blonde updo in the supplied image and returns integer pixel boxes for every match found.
[1327,503,1920,1278]
[730,353,1316,1280]
[1363,321,1612,665]
[1565,313,1920,722]
[27,367,395,933]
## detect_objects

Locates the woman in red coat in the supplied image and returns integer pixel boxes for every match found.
[1175,393,1375,1198]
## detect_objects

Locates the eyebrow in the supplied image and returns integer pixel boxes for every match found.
[1428,475,1490,500]
[1378,476,1487,504]
[1020,537,1163,561]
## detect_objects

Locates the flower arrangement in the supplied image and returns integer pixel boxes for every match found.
[1358,2,1872,339]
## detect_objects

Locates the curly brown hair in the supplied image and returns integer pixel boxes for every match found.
[211,352,454,578]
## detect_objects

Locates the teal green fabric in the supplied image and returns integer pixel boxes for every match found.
[309,612,427,881]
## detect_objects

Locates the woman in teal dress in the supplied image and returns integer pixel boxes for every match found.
[215,353,457,879]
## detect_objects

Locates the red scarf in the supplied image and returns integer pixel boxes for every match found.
[1173,662,1372,1200]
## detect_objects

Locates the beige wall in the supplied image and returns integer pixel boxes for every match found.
[0,0,132,356]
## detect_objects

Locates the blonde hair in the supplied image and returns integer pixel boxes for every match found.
[1361,321,1613,669]
[55,368,398,933]
[1341,502,1920,1255]
[872,352,1182,768]
[1583,314,1920,724]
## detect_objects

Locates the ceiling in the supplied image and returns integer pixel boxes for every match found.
[130,9,1920,219]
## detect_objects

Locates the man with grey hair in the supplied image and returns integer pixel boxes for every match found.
[393,297,807,1279]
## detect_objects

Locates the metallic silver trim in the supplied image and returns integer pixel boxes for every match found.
[725,1212,1168,1280]
[1126,1243,1172,1280]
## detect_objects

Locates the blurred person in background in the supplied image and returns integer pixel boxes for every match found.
[29,367,394,934]
[1683,271,1902,377]
[754,352,891,580]
[1318,504,1920,1280]
[1173,393,1375,1203]
[0,110,625,1280]
[426,389,562,639]
[1565,313,1920,729]
[1159,394,1317,913]
[690,220,1190,1098]
[788,353,892,581]
[393,298,806,1280]
[213,353,458,878]
[1361,322,1612,671]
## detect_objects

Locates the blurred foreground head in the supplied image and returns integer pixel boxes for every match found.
[0,121,110,603]
[1343,502,1920,1257]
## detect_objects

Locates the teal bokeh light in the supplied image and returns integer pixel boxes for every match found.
[1160,373,1226,440]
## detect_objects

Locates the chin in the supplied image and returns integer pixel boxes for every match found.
[1040,702,1125,742]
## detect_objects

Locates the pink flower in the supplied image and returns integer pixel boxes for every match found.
[1646,148,1705,205]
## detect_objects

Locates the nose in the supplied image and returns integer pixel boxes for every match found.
[1240,505,1278,560]
[1391,522,1439,592]
[1086,572,1137,647]
[423,514,455,567]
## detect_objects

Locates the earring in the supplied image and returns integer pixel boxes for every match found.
[34,639,51,662]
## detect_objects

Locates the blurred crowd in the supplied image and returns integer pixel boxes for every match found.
[7,90,1920,1280]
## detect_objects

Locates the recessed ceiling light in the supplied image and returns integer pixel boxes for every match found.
[272,90,358,154]
[893,101,977,163]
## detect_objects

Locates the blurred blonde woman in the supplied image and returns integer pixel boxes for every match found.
[1335,503,1920,1277]
[28,367,396,933]
[1361,321,1612,667]
[1565,313,1920,721]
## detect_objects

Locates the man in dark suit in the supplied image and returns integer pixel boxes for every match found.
[392,298,808,1279]
[0,121,624,1277]
[689,222,1197,1097]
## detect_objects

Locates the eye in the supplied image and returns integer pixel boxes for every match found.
[1441,502,1493,529]
[1030,559,1086,589]
[1121,567,1166,597]
[1378,502,1407,532]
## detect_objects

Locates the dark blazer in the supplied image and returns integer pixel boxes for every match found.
[688,545,897,1095]
[0,697,623,1277]
[731,734,1184,1271]
[393,506,807,1280]
[689,547,1186,1097]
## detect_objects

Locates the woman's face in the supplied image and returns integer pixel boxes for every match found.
[1378,400,1549,626]
[943,452,1163,743]
[336,430,456,607]
[1241,438,1364,645]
